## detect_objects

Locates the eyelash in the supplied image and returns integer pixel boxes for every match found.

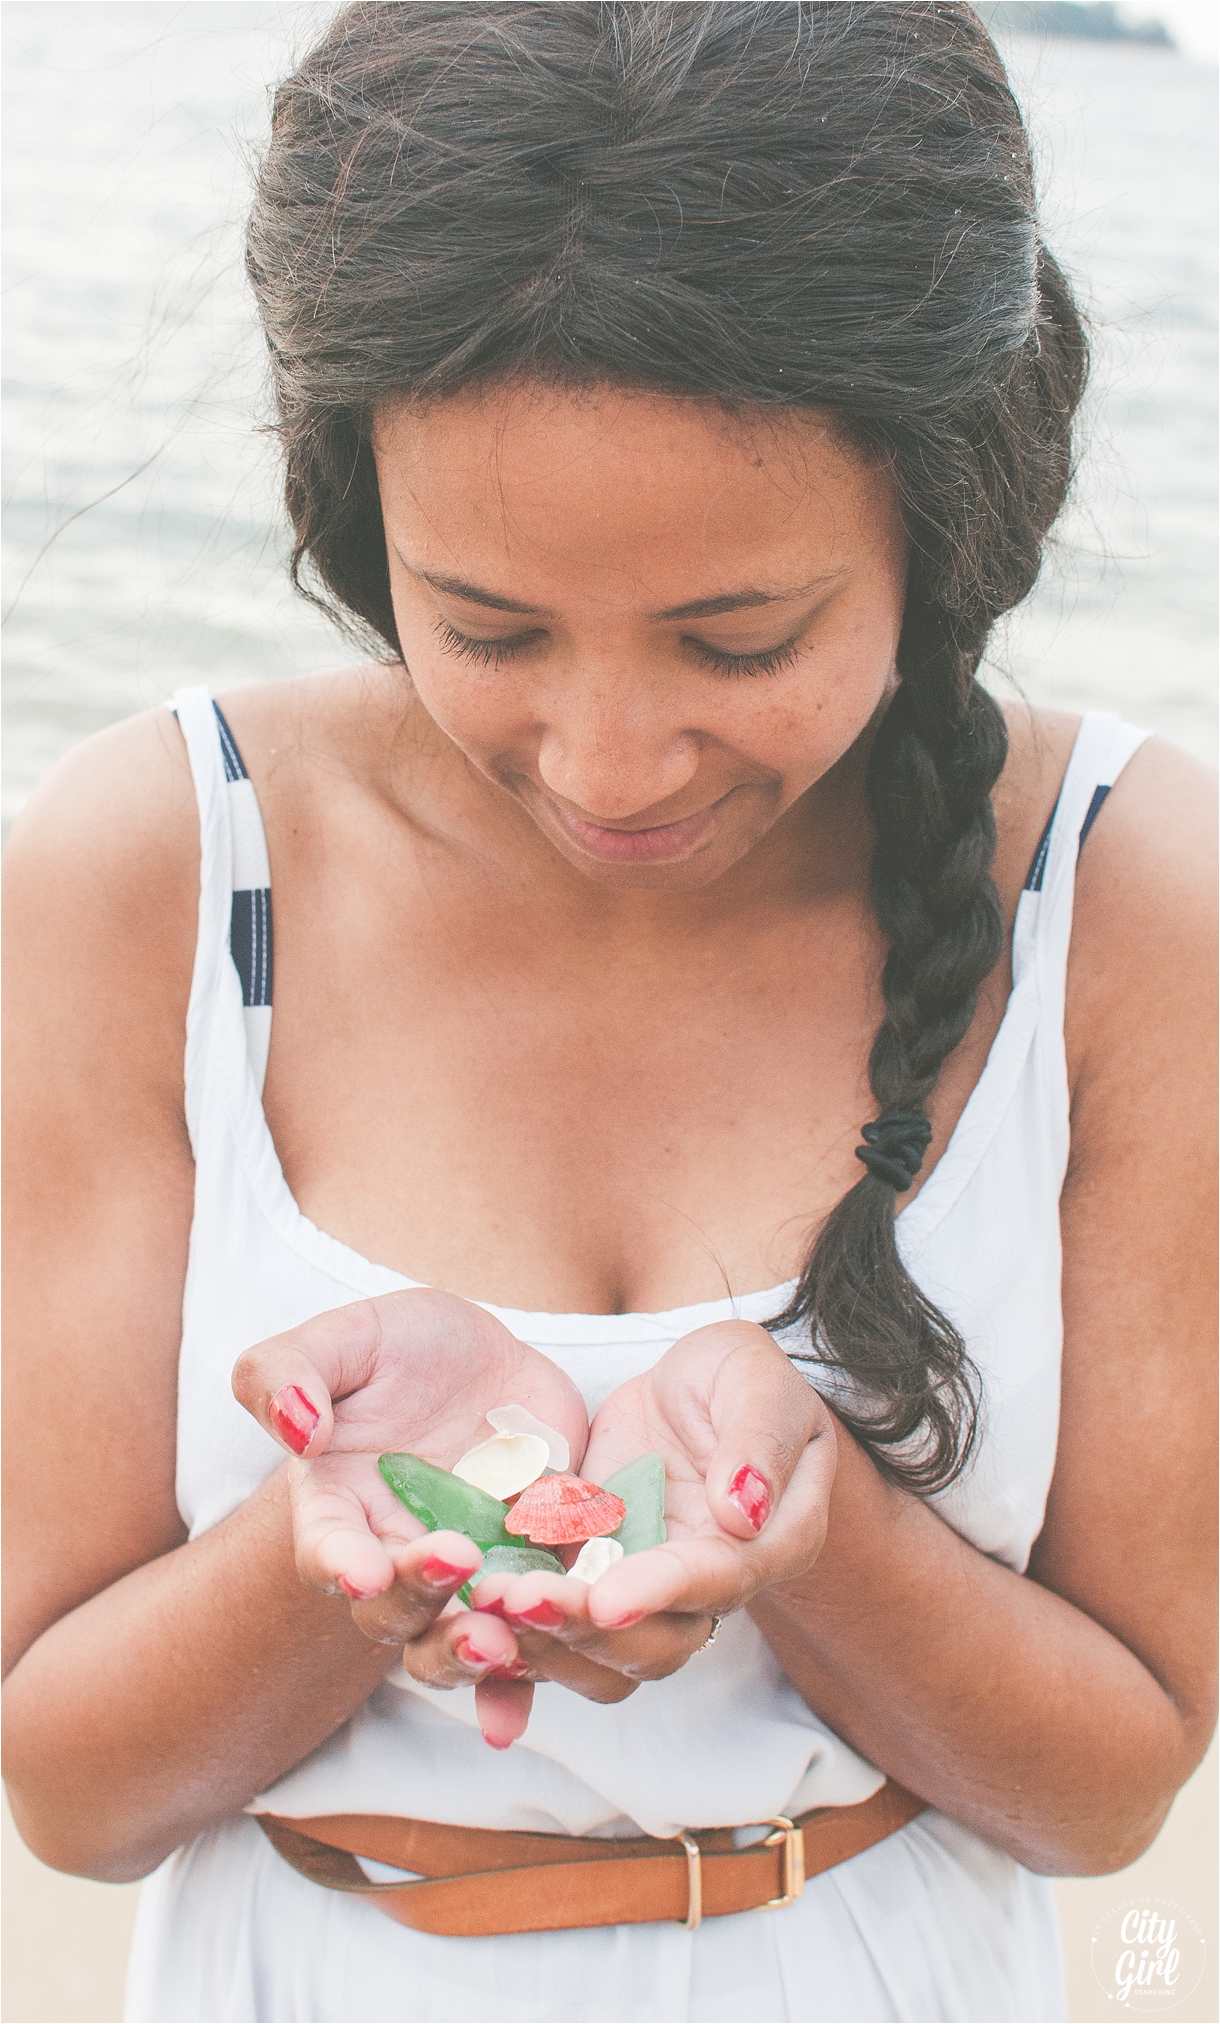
[433,620,801,679]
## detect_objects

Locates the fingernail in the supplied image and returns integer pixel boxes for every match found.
[339,1575,382,1602]
[509,1600,566,1630]
[269,1385,320,1456]
[473,1595,510,1618]
[454,1635,499,1670]
[727,1464,771,1532]
[600,1609,645,1630]
[420,1556,476,1590]
[482,1732,513,1750]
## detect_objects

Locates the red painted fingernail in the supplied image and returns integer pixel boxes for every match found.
[420,1556,476,1589]
[482,1732,513,1750]
[473,1594,510,1618]
[509,1601,566,1630]
[269,1385,320,1455]
[339,1575,382,1601]
[727,1465,771,1532]
[601,1610,645,1630]
[454,1635,499,1670]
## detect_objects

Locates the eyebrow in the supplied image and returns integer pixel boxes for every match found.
[414,566,843,622]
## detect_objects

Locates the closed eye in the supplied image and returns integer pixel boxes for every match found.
[434,620,542,667]
[434,618,803,678]
[686,634,803,678]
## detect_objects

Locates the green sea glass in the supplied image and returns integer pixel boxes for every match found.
[469,1545,566,1585]
[379,1452,513,1548]
[604,1453,667,1554]
[458,1544,566,1603]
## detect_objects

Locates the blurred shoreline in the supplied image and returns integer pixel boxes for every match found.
[3,8,1217,837]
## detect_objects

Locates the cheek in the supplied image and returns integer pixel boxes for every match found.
[737,633,896,785]
[404,653,530,763]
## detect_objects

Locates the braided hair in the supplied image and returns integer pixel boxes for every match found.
[246,1,1088,1492]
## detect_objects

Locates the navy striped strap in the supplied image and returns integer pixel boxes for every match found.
[1022,783,1111,894]
[211,702,274,1013]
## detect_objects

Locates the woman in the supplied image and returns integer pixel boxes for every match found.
[3,4,1214,2021]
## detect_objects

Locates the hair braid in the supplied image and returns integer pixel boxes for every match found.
[772,625,1008,1490]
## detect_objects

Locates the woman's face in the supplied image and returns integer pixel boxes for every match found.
[372,382,908,890]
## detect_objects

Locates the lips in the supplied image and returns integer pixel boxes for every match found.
[548,798,720,863]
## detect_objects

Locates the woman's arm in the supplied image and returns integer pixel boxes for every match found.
[751,738,1218,1875]
[0,720,488,1881]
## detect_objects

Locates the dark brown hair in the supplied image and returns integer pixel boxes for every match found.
[247,1,1087,1490]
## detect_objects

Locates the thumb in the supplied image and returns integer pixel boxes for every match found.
[698,1325,830,1540]
[232,1299,390,1457]
[232,1330,338,1460]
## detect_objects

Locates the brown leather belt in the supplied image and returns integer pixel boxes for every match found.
[255,1780,924,1937]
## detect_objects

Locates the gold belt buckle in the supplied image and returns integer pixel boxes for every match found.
[673,1815,804,1931]
[756,1815,806,1909]
[675,1831,703,1931]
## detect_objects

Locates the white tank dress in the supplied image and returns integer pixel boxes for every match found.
[125,689,1149,2024]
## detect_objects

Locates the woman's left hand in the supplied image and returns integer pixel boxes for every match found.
[462,1319,835,1695]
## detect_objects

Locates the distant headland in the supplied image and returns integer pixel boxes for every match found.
[976,2,1175,46]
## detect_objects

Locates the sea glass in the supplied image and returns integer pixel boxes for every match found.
[604,1453,667,1553]
[467,1545,566,1587]
[379,1452,513,1548]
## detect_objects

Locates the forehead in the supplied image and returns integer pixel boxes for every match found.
[371,382,899,602]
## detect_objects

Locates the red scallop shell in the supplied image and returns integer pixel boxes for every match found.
[503,1472,627,1546]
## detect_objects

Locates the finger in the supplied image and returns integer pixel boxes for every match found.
[471,1574,639,1693]
[583,1540,747,1624]
[586,1441,836,1625]
[699,1326,832,1539]
[399,1604,521,1689]
[287,1461,399,1598]
[232,1312,367,1457]
[499,1625,643,1700]
[231,1294,420,1457]
[475,1677,535,1749]
[287,1446,475,1615]
[347,1531,484,1645]
[475,1571,706,1685]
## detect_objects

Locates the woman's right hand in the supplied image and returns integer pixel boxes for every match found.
[232,1288,590,1744]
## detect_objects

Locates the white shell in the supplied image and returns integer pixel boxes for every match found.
[486,1404,570,1474]
[567,1536,625,1584]
[452,1432,549,1499]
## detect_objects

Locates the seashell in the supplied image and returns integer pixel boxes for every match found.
[505,1472,627,1546]
[452,1433,549,1500]
[486,1404,570,1474]
[567,1536,625,1584]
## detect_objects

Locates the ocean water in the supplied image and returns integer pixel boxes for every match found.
[3,4,1216,830]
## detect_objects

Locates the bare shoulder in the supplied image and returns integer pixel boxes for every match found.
[5,703,198,927]
[3,706,201,1122]
[992,700,1216,984]
[1072,729,1216,902]
[1066,732,1217,1082]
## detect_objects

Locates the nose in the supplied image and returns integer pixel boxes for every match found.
[534,681,700,823]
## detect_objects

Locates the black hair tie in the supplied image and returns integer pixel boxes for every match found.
[855,1109,934,1193]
